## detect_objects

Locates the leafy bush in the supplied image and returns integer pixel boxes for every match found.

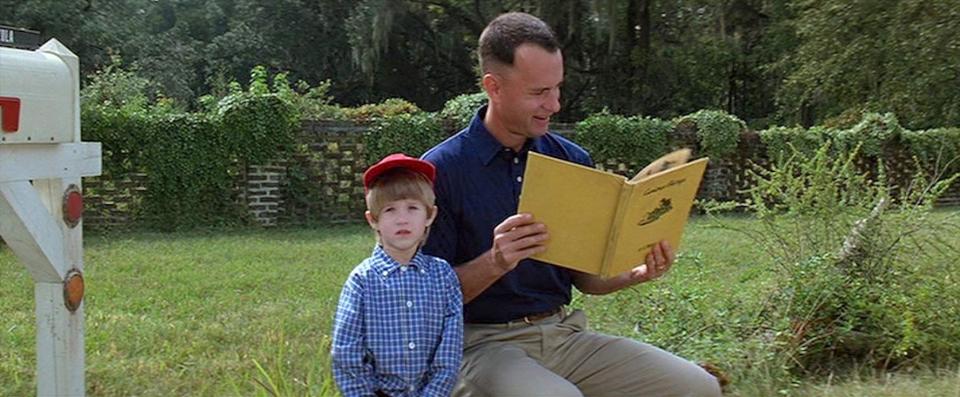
[80,55,166,114]
[675,110,745,158]
[439,92,487,127]
[363,112,444,164]
[901,127,960,176]
[575,111,671,167]
[757,126,827,161]
[136,113,245,228]
[342,98,421,122]
[82,65,299,229]
[833,112,903,157]
[705,142,960,375]
[271,74,343,121]
[216,68,299,165]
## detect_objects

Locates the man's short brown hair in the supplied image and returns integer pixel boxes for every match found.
[478,12,560,74]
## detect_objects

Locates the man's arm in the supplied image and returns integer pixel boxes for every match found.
[455,213,548,303]
[573,240,676,295]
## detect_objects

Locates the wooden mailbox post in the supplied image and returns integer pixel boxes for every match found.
[0,36,101,396]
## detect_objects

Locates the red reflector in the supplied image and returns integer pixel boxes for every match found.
[0,96,21,133]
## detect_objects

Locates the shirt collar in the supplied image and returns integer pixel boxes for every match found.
[466,105,536,166]
[370,244,431,276]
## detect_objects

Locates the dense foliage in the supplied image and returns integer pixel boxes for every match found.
[5,1,958,128]
[82,65,299,229]
[363,112,445,164]
[575,111,671,167]
[675,110,746,159]
[704,143,960,379]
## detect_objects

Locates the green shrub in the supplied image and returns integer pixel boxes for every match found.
[272,74,344,121]
[439,92,487,127]
[82,65,299,229]
[705,142,960,375]
[575,111,671,167]
[757,126,828,161]
[136,113,245,229]
[675,110,745,158]
[217,92,298,165]
[901,127,960,175]
[833,112,903,157]
[80,55,163,114]
[364,112,444,164]
[343,98,421,122]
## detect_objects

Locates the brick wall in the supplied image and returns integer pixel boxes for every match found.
[80,120,960,229]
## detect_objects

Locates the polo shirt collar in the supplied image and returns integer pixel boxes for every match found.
[466,105,535,166]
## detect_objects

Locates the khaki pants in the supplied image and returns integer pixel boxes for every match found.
[455,309,721,397]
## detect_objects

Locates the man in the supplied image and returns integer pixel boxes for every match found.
[422,12,721,397]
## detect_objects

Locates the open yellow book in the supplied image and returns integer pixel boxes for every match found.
[517,149,709,277]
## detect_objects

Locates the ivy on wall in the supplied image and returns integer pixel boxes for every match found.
[82,60,960,230]
[759,113,960,177]
[575,111,671,167]
[363,112,445,164]
[439,92,487,128]
[675,110,746,159]
[83,66,299,229]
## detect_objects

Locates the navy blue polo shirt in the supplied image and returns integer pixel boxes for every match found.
[421,106,593,324]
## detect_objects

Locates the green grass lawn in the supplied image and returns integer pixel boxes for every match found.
[1,214,958,396]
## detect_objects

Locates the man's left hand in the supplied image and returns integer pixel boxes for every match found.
[573,240,676,295]
[623,240,675,284]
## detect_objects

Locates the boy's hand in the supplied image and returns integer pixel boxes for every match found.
[490,213,548,273]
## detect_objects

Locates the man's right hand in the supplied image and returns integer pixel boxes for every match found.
[490,213,549,272]
[455,213,549,303]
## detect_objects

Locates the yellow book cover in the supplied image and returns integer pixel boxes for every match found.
[517,149,709,277]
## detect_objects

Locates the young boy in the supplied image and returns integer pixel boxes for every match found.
[332,153,463,397]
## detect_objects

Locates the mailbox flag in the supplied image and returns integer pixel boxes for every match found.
[0,96,20,132]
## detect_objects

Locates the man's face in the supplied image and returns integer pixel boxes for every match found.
[491,43,564,139]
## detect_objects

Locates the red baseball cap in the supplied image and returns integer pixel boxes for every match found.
[363,153,437,190]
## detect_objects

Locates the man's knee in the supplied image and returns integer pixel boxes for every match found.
[682,365,723,397]
[456,345,583,397]
[455,375,583,397]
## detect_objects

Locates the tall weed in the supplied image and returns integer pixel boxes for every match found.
[704,142,960,379]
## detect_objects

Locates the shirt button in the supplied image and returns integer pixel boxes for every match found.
[513,157,519,164]
[382,271,388,276]
[400,266,408,272]
[406,300,413,308]
[408,342,416,349]
[516,176,523,182]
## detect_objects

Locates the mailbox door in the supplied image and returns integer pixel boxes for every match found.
[0,46,75,144]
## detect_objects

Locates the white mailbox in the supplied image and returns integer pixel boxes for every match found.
[0,35,99,397]
[0,38,79,144]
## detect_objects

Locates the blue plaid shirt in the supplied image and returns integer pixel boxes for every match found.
[332,245,463,397]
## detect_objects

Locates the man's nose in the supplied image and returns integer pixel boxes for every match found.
[544,88,561,113]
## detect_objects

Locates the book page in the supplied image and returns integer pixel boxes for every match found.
[605,158,709,276]
[630,149,692,183]
[518,152,624,274]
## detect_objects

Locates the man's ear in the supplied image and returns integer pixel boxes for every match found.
[481,73,500,102]
[364,210,378,230]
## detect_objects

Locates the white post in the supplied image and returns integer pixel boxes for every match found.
[36,177,86,396]
[0,178,86,396]
[0,38,97,396]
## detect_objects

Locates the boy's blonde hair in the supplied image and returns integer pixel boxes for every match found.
[365,168,436,220]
